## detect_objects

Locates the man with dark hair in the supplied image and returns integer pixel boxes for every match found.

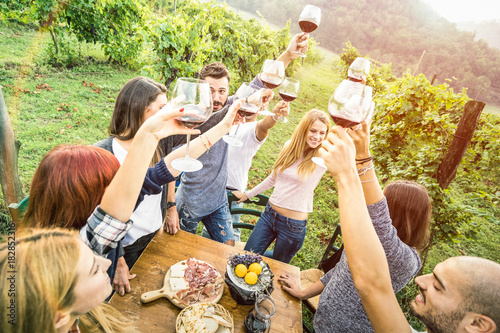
[162,33,308,246]
[319,124,499,333]
[199,62,231,112]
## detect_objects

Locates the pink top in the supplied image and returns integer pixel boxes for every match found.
[245,158,326,213]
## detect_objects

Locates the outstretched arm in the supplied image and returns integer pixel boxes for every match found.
[319,126,410,333]
[100,106,199,222]
[163,99,245,177]
[255,100,289,141]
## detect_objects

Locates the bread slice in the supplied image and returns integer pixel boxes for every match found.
[215,326,231,333]
[201,317,218,333]
[212,314,231,328]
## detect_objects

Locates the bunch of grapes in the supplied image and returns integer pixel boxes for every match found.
[229,254,263,267]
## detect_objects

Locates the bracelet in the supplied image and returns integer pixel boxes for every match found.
[356,156,372,164]
[361,178,377,184]
[200,134,211,150]
[357,162,374,176]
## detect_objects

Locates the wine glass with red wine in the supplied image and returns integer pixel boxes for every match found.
[170,77,213,172]
[223,83,263,147]
[295,5,321,57]
[258,60,285,116]
[275,77,300,123]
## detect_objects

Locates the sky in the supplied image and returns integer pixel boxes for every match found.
[422,0,500,22]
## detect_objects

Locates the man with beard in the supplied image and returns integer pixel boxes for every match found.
[319,125,499,333]
[162,33,308,245]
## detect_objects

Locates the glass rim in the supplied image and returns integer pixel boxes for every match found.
[175,77,209,85]
[254,294,276,318]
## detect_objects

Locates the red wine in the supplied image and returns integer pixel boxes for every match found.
[261,77,282,89]
[279,92,297,102]
[238,108,258,117]
[299,20,318,33]
[176,114,207,129]
[330,115,360,128]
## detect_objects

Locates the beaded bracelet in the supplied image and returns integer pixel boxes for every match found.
[357,162,374,176]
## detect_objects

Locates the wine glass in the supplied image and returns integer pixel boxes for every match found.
[311,79,375,168]
[170,77,213,172]
[223,83,263,147]
[275,77,300,123]
[294,5,321,57]
[259,60,285,116]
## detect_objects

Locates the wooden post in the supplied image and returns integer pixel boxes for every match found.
[436,100,485,189]
[0,87,24,205]
[413,50,426,76]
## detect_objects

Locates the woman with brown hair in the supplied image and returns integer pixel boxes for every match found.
[233,109,331,263]
[12,99,244,332]
[279,120,432,332]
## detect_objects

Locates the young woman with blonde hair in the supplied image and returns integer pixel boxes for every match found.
[0,228,134,333]
[234,109,331,263]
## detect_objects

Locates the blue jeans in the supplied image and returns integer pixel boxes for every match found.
[244,203,307,264]
[178,202,234,243]
[202,200,242,242]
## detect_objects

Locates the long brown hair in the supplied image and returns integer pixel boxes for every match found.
[109,76,167,164]
[384,180,432,251]
[22,145,120,230]
[0,228,135,333]
[273,109,330,178]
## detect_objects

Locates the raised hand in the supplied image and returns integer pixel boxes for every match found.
[272,100,290,119]
[143,105,202,140]
[286,32,309,60]
[319,126,357,181]
[346,121,371,160]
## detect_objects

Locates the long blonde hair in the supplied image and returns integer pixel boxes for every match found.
[0,228,135,333]
[273,109,330,178]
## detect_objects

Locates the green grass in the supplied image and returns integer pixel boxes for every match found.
[1,20,499,331]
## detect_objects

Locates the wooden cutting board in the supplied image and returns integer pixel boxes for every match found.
[140,259,223,308]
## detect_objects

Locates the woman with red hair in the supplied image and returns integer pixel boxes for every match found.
[15,99,244,332]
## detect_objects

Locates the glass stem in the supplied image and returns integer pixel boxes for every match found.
[232,124,241,138]
[185,134,191,159]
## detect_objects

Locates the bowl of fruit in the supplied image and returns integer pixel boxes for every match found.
[225,254,274,305]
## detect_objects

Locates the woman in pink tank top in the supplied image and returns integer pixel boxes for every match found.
[233,109,330,263]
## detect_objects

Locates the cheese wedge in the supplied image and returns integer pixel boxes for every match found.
[171,264,187,278]
[170,277,189,292]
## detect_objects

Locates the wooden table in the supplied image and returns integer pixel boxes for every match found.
[109,230,302,332]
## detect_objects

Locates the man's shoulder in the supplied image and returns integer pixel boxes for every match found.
[94,136,113,152]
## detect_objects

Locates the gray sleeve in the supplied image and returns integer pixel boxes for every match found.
[368,198,421,289]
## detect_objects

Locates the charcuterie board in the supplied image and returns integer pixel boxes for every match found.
[140,258,224,308]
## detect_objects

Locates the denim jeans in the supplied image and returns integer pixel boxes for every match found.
[179,202,234,243]
[202,200,242,242]
[244,203,307,264]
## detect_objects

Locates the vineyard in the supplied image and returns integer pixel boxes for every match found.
[1,0,500,330]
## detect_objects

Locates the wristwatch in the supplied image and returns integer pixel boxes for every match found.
[166,201,176,209]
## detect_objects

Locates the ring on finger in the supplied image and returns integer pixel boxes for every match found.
[352,124,362,131]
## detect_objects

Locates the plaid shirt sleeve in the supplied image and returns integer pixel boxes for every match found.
[79,206,133,257]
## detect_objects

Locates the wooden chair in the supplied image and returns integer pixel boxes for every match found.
[8,195,29,224]
[227,191,269,249]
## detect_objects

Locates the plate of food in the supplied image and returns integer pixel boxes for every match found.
[141,258,224,308]
[176,303,233,333]
[225,254,274,305]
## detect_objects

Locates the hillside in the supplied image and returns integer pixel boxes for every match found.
[456,20,500,51]
[226,0,500,107]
